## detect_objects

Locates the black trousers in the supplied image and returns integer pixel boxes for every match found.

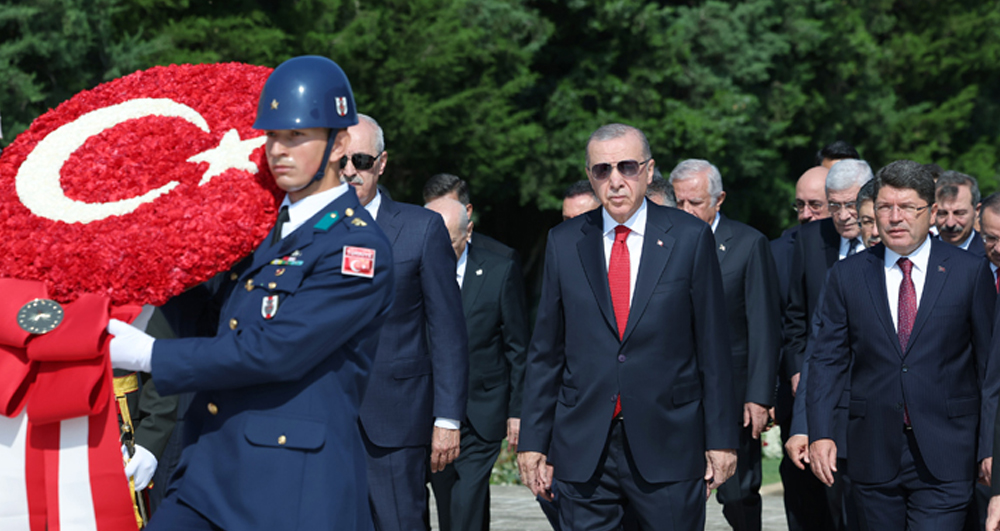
[429,422,502,531]
[716,422,763,531]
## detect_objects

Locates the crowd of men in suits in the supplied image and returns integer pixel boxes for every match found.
[110,57,1000,531]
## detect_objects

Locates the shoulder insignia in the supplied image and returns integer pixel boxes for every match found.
[351,218,368,227]
[313,211,341,231]
[345,208,354,217]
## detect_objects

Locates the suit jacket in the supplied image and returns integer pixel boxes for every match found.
[782,218,840,377]
[359,195,469,448]
[770,225,800,306]
[808,240,997,484]
[472,232,519,263]
[462,243,529,441]
[967,229,986,257]
[714,214,782,406]
[520,201,739,484]
[153,187,395,530]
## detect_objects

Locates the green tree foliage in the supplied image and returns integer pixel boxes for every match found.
[3,0,1000,252]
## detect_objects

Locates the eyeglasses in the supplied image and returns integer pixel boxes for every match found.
[828,201,857,215]
[589,158,652,180]
[793,200,826,214]
[339,151,383,171]
[874,203,931,218]
[858,217,875,228]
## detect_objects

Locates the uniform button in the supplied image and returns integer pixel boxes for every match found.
[229,318,238,330]
[229,272,238,281]
[207,402,219,415]
[245,279,254,291]
[618,354,626,362]
[277,435,287,446]
[268,282,277,289]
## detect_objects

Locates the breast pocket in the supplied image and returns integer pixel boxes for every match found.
[653,279,686,294]
[256,264,306,294]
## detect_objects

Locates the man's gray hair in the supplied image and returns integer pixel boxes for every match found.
[826,159,873,192]
[936,170,981,206]
[357,113,385,154]
[585,124,651,167]
[669,159,724,200]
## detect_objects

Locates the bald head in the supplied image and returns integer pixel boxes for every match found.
[425,197,471,259]
[795,166,830,223]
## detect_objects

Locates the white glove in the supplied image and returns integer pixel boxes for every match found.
[122,444,158,491]
[107,319,154,373]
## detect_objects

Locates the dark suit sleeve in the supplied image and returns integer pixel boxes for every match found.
[692,224,740,450]
[782,231,809,378]
[806,265,851,443]
[420,215,470,422]
[519,230,565,456]
[743,234,782,406]
[133,375,178,459]
[790,284,827,437]
[499,257,530,418]
[971,259,997,463]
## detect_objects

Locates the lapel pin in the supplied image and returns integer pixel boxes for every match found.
[719,244,726,251]
[476,269,483,276]
[938,265,946,273]
[657,240,663,247]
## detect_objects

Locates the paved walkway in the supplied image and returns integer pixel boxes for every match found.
[430,483,789,530]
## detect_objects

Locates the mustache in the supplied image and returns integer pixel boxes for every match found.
[340,174,365,186]
[939,224,963,234]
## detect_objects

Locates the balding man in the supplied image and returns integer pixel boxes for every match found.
[426,198,529,531]
[561,180,600,220]
[670,159,781,531]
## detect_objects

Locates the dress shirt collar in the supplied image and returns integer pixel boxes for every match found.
[959,230,977,250]
[602,199,647,238]
[456,243,468,288]
[279,183,349,238]
[884,234,932,274]
[364,190,383,221]
[710,211,721,233]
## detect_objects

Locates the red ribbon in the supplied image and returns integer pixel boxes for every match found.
[0,278,141,530]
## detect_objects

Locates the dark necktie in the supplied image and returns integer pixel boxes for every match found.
[846,238,860,257]
[271,205,289,246]
[897,258,916,351]
[608,225,631,418]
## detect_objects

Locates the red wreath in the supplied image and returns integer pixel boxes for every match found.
[0,62,281,306]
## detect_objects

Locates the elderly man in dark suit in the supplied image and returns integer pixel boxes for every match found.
[670,159,781,531]
[810,160,997,530]
[342,114,469,531]
[426,197,529,531]
[518,123,738,530]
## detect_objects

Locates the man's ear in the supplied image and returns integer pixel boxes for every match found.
[329,128,351,164]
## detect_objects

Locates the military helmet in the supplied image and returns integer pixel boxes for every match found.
[253,56,358,131]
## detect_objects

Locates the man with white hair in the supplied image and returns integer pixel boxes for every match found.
[671,159,782,531]
[782,158,873,530]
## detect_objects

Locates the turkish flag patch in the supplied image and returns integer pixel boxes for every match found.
[342,246,375,278]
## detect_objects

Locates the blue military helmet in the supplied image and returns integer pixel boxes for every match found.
[253,55,358,131]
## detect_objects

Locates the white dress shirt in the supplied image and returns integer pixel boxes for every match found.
[884,235,932,331]
[602,200,647,304]
[279,183,350,239]
[710,211,720,233]
[838,236,864,260]
[456,243,468,288]
[363,190,383,221]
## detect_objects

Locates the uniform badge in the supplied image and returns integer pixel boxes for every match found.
[336,97,348,116]
[261,294,279,319]
[342,246,376,278]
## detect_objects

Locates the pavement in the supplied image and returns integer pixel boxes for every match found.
[430,482,789,530]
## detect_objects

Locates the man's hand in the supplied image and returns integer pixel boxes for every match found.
[981,457,994,487]
[784,434,810,470]
[791,372,801,397]
[122,444,158,491]
[430,426,460,473]
[704,449,738,498]
[987,495,1000,531]
[107,319,154,373]
[744,402,770,439]
[517,451,554,501]
[808,439,838,487]
[506,418,520,453]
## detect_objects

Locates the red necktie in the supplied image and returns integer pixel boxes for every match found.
[609,225,630,418]
[897,258,916,352]
[995,269,999,294]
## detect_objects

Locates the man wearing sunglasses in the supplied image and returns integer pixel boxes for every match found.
[345,114,469,531]
[518,123,738,530]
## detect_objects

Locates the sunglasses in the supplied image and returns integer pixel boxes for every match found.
[589,158,652,180]
[339,151,383,171]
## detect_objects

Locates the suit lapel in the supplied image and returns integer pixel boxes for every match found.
[863,245,902,358]
[821,219,841,268]
[461,245,486,310]
[621,208,674,344]
[905,240,948,355]
[714,215,733,264]
[376,196,404,246]
[577,211,618,337]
